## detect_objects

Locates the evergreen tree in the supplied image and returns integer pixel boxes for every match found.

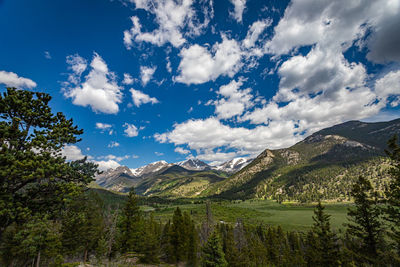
[220,224,241,267]
[346,176,383,264]
[0,88,98,236]
[202,231,228,267]
[171,207,186,262]
[309,201,340,266]
[187,216,199,266]
[384,134,400,260]
[1,215,62,267]
[140,214,161,264]
[61,191,104,262]
[118,187,144,253]
[161,220,174,263]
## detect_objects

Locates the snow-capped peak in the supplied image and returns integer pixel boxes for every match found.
[213,157,252,173]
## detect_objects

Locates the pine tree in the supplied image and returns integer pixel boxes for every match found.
[384,134,400,260]
[202,231,228,267]
[161,220,174,263]
[141,214,160,264]
[346,176,383,264]
[309,201,340,266]
[0,88,98,236]
[220,224,241,267]
[118,187,144,253]
[61,191,104,262]
[171,207,186,263]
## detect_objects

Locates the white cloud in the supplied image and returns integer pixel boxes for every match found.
[265,0,400,64]
[374,70,400,105]
[96,160,120,171]
[108,141,120,148]
[242,19,271,49]
[155,151,164,156]
[96,122,113,135]
[98,154,130,162]
[61,145,85,161]
[0,70,37,88]
[64,53,123,114]
[275,46,366,102]
[96,122,112,130]
[140,66,156,86]
[213,78,254,120]
[175,35,242,85]
[123,123,139,137]
[155,117,300,161]
[61,145,127,171]
[242,86,382,135]
[124,0,212,48]
[130,88,159,107]
[122,73,134,85]
[229,0,246,22]
[174,147,190,154]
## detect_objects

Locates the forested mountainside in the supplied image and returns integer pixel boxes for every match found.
[204,119,400,202]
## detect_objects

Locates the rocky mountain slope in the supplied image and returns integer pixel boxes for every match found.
[203,118,400,202]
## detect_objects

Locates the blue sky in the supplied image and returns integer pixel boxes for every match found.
[0,0,399,170]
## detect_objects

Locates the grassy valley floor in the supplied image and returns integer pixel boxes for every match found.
[147,199,351,232]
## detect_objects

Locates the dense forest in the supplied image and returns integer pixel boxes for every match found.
[1,88,400,266]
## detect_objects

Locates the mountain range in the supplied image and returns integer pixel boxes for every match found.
[95,157,251,194]
[95,118,400,202]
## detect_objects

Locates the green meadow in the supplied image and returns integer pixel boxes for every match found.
[149,199,351,232]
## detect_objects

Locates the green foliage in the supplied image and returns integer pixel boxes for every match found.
[384,134,400,260]
[118,188,145,253]
[345,176,384,264]
[202,231,227,267]
[307,201,340,266]
[1,215,62,266]
[61,191,104,261]
[0,88,98,235]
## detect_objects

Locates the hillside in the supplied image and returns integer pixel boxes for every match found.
[203,119,399,202]
[135,166,229,198]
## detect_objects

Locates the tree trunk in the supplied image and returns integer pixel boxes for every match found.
[35,250,41,267]
[84,248,88,263]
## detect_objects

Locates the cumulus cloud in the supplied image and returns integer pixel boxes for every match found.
[242,19,271,49]
[123,123,139,137]
[0,70,37,88]
[96,122,112,130]
[213,79,254,120]
[155,117,300,160]
[61,145,128,171]
[122,73,134,85]
[265,0,400,64]
[374,70,400,105]
[96,160,120,171]
[61,145,85,161]
[140,66,156,86]
[64,53,123,114]
[229,0,246,22]
[174,147,191,154]
[130,88,159,107]
[275,46,366,101]
[96,122,113,135]
[175,35,242,85]
[124,0,212,48]
[155,151,164,156]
